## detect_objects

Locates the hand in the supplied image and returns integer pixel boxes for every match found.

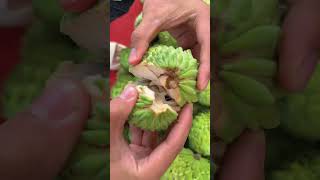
[110,86,193,180]
[217,130,265,180]
[129,0,210,90]
[59,0,97,12]
[0,79,90,179]
[279,0,320,91]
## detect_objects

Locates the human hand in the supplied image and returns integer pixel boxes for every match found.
[217,130,265,180]
[110,86,193,180]
[129,0,210,90]
[279,0,320,91]
[0,79,90,179]
[59,0,97,12]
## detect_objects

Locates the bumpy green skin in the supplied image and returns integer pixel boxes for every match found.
[214,0,281,142]
[129,86,178,131]
[155,32,178,47]
[198,81,210,107]
[140,45,199,106]
[119,48,131,71]
[280,64,320,141]
[111,71,136,99]
[162,148,210,180]
[188,111,210,156]
[269,153,320,180]
[3,21,89,118]
[60,76,109,179]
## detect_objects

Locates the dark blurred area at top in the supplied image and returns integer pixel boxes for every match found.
[111,0,134,22]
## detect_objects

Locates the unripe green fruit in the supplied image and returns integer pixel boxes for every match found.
[162,148,210,179]
[188,111,210,156]
[198,81,210,107]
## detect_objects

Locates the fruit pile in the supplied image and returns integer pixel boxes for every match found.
[214,0,320,179]
[111,1,211,177]
[2,1,108,180]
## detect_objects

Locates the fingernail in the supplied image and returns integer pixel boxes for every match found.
[129,48,137,64]
[30,80,84,122]
[120,86,136,101]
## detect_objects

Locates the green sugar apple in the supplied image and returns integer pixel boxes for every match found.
[198,81,210,107]
[280,63,320,141]
[214,0,282,143]
[162,148,210,179]
[111,69,137,99]
[129,85,178,131]
[269,151,320,180]
[188,111,210,156]
[128,45,199,131]
[119,48,131,71]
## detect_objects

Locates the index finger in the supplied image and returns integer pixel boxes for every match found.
[195,7,211,90]
[278,1,320,91]
[141,104,193,177]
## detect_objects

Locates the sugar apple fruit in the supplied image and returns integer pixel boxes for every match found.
[162,148,210,179]
[280,63,320,141]
[198,81,210,107]
[188,111,210,156]
[128,45,198,131]
[111,70,137,99]
[214,0,282,143]
[269,151,320,180]
[119,48,131,71]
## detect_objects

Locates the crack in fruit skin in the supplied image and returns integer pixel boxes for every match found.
[128,46,198,131]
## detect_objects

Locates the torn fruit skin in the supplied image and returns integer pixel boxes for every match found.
[128,45,199,131]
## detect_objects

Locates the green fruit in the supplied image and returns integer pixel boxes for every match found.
[220,71,275,106]
[162,148,210,179]
[119,48,131,71]
[222,58,276,78]
[188,111,210,156]
[129,45,199,106]
[134,13,177,47]
[129,85,178,131]
[269,151,320,180]
[214,0,281,143]
[111,71,136,99]
[198,81,210,107]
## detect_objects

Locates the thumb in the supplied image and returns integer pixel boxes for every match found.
[0,79,90,179]
[129,14,163,65]
[110,86,138,146]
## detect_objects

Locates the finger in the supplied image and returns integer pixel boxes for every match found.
[169,26,197,49]
[142,104,193,177]
[142,131,158,149]
[217,130,265,180]
[59,0,97,12]
[195,9,210,90]
[279,1,320,91]
[110,86,138,146]
[130,124,143,146]
[129,15,163,65]
[0,79,90,179]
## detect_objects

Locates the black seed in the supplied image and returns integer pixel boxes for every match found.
[165,95,172,101]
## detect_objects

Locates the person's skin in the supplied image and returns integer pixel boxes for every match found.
[279,0,320,91]
[110,86,193,179]
[129,0,210,90]
[0,79,91,179]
